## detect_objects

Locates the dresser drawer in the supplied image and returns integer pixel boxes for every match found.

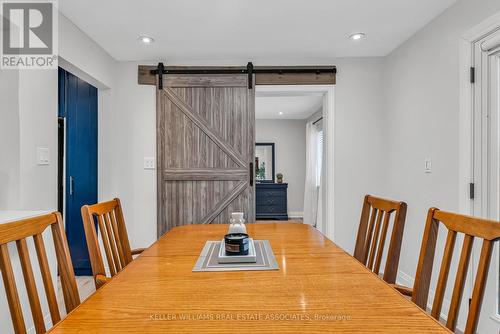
[256,204,286,214]
[256,194,285,206]
[258,190,286,198]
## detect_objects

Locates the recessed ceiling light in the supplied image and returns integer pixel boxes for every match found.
[279,112,284,115]
[349,32,366,41]
[139,36,154,44]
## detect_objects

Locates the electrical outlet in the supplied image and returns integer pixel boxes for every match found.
[144,157,155,170]
[37,147,50,165]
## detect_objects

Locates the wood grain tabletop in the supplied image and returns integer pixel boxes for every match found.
[49,223,450,333]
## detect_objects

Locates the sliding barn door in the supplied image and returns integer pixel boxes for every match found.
[156,74,255,236]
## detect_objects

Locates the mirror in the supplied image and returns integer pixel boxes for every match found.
[255,143,275,183]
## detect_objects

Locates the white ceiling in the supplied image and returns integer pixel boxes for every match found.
[58,0,457,62]
[256,93,323,120]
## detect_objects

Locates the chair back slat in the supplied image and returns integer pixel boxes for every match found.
[0,212,80,334]
[33,233,61,325]
[412,208,500,333]
[361,207,378,264]
[16,238,46,334]
[431,230,457,319]
[96,214,116,276]
[465,240,493,333]
[367,210,384,270]
[81,198,135,288]
[50,217,80,314]
[109,211,126,267]
[412,209,439,308]
[0,243,26,334]
[354,195,407,283]
[446,234,474,330]
[103,213,122,272]
[114,200,133,264]
[373,212,391,273]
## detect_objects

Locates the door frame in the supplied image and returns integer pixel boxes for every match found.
[255,85,335,240]
[58,67,99,275]
[459,11,500,328]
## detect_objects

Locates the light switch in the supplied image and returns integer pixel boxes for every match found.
[425,158,432,173]
[144,157,155,170]
[37,147,50,165]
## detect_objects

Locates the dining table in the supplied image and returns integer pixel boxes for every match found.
[49,223,451,333]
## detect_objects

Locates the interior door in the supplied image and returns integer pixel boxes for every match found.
[59,68,98,275]
[156,73,255,236]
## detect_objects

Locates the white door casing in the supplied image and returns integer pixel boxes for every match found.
[460,12,500,332]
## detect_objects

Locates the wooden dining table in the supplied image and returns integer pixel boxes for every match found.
[49,223,450,333]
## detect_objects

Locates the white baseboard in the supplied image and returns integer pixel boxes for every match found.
[288,211,303,219]
[28,313,52,334]
[396,270,450,322]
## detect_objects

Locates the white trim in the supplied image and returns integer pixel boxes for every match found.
[491,314,500,324]
[458,37,474,216]
[255,85,335,239]
[396,270,451,321]
[288,211,304,219]
[462,12,500,42]
[27,314,52,334]
[459,10,500,217]
[460,12,500,326]
[324,85,335,241]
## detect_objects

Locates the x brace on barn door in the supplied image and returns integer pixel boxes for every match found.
[150,62,337,89]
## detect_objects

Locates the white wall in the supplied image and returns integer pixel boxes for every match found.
[18,70,58,211]
[0,13,117,214]
[382,0,500,332]
[255,119,306,216]
[102,58,386,251]
[0,14,117,333]
[0,69,20,209]
[332,57,385,253]
[58,14,116,89]
[99,62,156,249]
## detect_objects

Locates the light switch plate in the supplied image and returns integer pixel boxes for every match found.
[144,157,155,170]
[37,147,50,165]
[424,158,432,173]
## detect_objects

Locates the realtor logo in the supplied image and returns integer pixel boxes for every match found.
[1,0,58,69]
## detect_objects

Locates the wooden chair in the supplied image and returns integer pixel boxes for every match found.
[0,212,80,334]
[354,194,407,283]
[81,198,145,289]
[393,208,500,333]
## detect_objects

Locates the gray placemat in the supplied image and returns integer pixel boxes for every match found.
[192,240,279,272]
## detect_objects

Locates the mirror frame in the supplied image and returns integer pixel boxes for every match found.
[255,142,275,183]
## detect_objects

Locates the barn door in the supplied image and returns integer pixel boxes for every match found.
[156,74,255,236]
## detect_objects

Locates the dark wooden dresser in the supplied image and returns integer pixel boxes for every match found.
[255,183,288,220]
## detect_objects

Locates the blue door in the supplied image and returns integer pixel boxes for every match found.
[58,68,98,276]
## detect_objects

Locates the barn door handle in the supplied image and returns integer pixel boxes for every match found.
[69,176,74,196]
[249,162,254,186]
